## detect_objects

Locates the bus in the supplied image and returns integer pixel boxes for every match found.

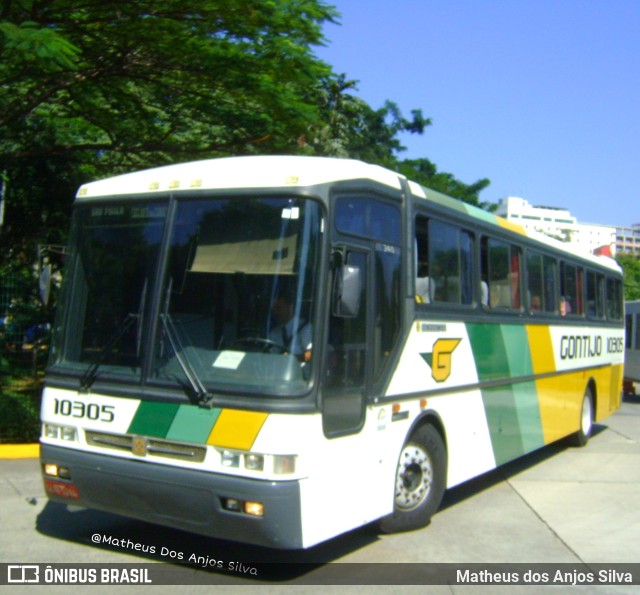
[624,300,640,394]
[40,156,625,549]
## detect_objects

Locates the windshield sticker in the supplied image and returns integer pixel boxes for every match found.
[213,351,246,370]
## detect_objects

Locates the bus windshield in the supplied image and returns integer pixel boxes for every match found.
[50,196,323,398]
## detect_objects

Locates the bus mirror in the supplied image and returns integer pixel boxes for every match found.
[334,263,361,318]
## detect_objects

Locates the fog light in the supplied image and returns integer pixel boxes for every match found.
[221,450,240,468]
[44,463,59,477]
[244,501,264,517]
[244,453,264,471]
[44,424,59,439]
[58,466,72,480]
[273,455,296,474]
[223,497,242,512]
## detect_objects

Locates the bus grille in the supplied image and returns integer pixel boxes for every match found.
[85,431,207,463]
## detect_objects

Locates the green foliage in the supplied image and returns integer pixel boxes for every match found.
[0,0,338,168]
[0,385,42,443]
[307,74,489,205]
[616,254,640,301]
[0,3,495,442]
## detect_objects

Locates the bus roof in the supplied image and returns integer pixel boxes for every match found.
[76,155,620,273]
[76,155,402,199]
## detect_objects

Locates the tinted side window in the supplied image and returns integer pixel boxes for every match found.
[586,271,604,318]
[335,196,400,245]
[606,277,623,321]
[482,238,521,310]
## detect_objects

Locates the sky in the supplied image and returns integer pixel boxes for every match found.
[314,0,640,227]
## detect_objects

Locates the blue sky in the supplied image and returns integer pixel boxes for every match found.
[315,0,639,227]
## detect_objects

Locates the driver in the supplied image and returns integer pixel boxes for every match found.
[268,293,312,363]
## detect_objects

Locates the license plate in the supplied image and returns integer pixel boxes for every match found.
[44,478,80,499]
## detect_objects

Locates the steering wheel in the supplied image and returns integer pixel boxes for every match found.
[230,337,287,354]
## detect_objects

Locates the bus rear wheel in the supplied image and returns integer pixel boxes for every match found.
[568,386,594,447]
[379,423,446,533]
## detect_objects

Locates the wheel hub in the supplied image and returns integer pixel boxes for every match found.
[395,445,433,510]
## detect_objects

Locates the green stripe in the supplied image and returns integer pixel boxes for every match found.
[467,323,509,381]
[481,385,524,465]
[127,401,180,438]
[166,405,222,443]
[512,380,544,452]
[468,323,544,463]
[501,325,533,377]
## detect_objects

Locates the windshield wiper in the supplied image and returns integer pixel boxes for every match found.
[79,279,148,392]
[160,278,215,408]
[79,313,138,391]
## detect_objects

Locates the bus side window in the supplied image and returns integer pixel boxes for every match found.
[481,237,521,310]
[560,261,583,316]
[415,215,431,304]
[415,216,473,306]
[606,277,623,321]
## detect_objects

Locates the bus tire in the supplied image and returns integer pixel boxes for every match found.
[379,423,446,534]
[568,385,594,447]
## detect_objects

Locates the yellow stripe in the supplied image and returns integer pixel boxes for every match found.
[534,372,583,444]
[206,409,268,450]
[0,443,40,459]
[526,325,555,375]
[496,218,527,236]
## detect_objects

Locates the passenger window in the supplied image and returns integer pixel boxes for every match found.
[586,271,604,318]
[415,216,473,306]
[606,278,623,321]
[560,262,583,316]
[481,238,521,310]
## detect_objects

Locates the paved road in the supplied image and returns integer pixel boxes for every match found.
[1,396,640,593]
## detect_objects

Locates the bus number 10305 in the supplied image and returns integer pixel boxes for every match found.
[53,398,115,423]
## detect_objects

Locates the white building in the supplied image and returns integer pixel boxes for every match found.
[495,196,616,256]
[616,224,640,256]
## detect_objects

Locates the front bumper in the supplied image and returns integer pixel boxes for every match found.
[40,443,303,549]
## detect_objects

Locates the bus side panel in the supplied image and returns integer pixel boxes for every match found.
[387,319,624,491]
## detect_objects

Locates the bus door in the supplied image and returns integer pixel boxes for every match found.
[322,247,368,436]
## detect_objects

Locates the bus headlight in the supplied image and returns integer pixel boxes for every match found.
[244,453,264,471]
[221,450,240,468]
[43,423,77,442]
[273,454,296,474]
[217,449,296,474]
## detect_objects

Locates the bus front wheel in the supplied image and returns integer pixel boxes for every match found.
[568,386,594,447]
[379,423,446,534]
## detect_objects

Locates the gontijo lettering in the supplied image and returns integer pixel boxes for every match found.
[560,335,625,359]
[560,335,603,360]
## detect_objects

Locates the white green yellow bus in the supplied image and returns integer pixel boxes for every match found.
[624,300,640,392]
[40,156,625,549]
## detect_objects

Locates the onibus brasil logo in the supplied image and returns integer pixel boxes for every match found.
[421,338,462,382]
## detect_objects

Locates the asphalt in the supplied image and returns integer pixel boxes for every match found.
[1,396,640,593]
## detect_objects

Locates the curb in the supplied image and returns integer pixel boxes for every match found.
[0,443,40,459]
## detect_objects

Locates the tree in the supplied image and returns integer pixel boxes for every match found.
[0,0,338,171]
[306,74,490,207]
[0,0,340,265]
[617,254,640,301]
